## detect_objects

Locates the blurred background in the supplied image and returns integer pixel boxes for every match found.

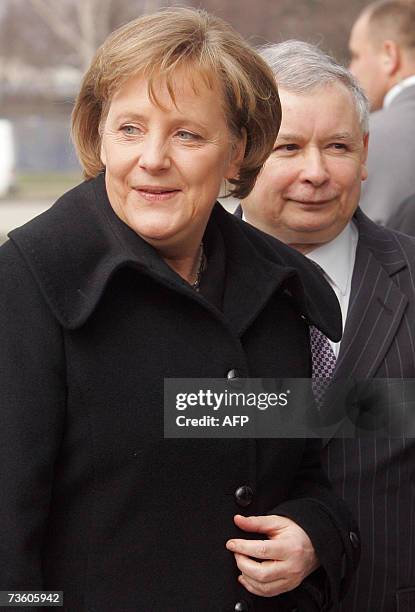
[0,0,372,243]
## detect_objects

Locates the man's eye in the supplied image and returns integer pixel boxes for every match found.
[273,144,299,152]
[331,143,347,150]
[121,125,140,136]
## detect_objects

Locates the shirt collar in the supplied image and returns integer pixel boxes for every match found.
[242,209,357,297]
[383,74,415,108]
[306,221,358,297]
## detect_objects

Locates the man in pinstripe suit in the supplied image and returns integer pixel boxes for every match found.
[238,41,415,612]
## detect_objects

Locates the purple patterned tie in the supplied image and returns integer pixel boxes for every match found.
[310,325,337,408]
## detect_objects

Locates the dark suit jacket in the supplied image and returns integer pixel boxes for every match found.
[323,209,415,612]
[236,205,415,612]
[0,176,359,612]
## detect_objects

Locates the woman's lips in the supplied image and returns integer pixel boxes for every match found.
[134,187,180,202]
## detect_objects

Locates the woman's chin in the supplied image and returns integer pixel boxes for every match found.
[130,221,181,246]
[124,208,181,239]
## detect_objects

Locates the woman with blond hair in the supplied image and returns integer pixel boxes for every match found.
[0,8,358,611]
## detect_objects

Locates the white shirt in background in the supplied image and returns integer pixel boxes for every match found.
[383,74,415,108]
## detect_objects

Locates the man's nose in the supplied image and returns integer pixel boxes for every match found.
[299,149,330,186]
[138,134,171,172]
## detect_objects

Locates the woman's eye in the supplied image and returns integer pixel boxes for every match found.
[176,130,199,141]
[121,125,140,136]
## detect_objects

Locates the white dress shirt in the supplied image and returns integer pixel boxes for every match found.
[383,74,415,108]
[306,221,358,357]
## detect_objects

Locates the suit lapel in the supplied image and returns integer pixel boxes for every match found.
[334,210,408,379]
[320,210,408,444]
[334,243,408,379]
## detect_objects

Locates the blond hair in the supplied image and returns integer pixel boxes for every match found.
[71,7,281,199]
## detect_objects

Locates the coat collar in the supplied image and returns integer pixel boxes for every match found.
[9,174,341,340]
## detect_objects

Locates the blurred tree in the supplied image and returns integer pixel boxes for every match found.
[0,0,373,73]
[29,0,113,70]
[0,0,175,71]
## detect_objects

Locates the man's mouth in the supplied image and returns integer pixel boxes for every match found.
[288,198,336,206]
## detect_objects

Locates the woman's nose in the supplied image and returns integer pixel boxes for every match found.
[138,134,171,172]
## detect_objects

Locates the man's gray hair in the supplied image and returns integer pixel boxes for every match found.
[259,40,370,134]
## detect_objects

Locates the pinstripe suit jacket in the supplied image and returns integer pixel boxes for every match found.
[235,204,415,611]
[323,208,415,612]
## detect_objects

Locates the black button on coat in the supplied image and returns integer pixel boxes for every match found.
[0,175,358,611]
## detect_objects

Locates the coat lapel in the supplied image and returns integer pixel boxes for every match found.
[217,207,342,340]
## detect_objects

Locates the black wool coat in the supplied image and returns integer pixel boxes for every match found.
[0,175,359,612]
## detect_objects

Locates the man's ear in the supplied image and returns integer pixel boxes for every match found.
[382,39,400,76]
[225,128,247,180]
[361,132,369,181]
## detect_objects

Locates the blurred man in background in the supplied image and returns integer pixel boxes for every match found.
[238,40,415,612]
[348,0,415,225]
